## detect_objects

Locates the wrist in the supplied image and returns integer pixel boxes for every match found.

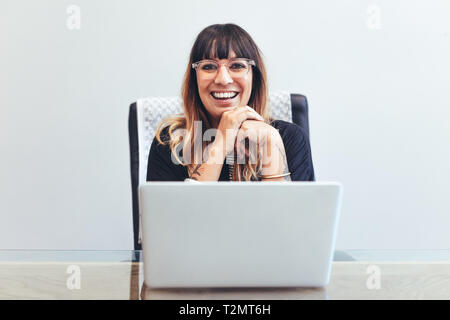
[260,134,284,175]
[208,139,226,164]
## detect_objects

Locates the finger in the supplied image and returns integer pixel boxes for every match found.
[237,110,264,125]
[247,107,264,121]
[242,106,261,116]
[234,106,264,120]
[223,106,258,121]
[230,105,248,116]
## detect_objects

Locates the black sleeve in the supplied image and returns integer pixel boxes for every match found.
[146,133,189,181]
[279,123,315,181]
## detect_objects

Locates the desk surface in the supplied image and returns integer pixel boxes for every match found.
[1,250,450,300]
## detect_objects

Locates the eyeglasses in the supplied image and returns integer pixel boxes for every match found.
[192,58,255,79]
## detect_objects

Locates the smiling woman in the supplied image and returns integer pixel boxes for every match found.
[146,23,315,182]
[193,56,256,124]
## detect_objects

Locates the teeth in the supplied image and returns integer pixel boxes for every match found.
[212,92,237,99]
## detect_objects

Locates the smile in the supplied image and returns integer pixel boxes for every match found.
[210,91,239,100]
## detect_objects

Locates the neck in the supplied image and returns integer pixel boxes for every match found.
[206,114,220,129]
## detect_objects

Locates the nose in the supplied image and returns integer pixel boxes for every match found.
[214,65,233,85]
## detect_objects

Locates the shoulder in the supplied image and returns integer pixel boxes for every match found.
[269,119,308,144]
[154,124,185,146]
[149,124,187,163]
[147,125,188,181]
[269,119,301,132]
[156,125,171,144]
[149,125,173,160]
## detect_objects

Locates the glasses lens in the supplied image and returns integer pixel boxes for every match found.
[195,59,252,79]
[228,60,250,75]
[199,62,218,73]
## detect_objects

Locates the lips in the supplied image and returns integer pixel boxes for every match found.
[210,91,239,100]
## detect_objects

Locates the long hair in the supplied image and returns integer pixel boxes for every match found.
[155,23,271,181]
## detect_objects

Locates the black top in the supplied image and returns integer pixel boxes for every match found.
[146,120,315,181]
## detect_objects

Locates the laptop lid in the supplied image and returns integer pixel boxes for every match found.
[139,181,343,288]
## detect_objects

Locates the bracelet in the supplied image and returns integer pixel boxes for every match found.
[260,172,291,179]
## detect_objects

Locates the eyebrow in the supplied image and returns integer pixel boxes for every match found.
[203,57,242,61]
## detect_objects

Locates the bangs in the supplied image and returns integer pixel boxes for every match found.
[192,25,256,62]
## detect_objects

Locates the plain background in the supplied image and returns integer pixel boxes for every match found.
[1,0,449,250]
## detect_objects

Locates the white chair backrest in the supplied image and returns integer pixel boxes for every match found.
[135,91,292,185]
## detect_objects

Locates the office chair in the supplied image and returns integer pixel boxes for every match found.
[128,92,311,250]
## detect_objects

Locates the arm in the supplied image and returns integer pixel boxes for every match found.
[260,130,292,182]
[189,106,264,181]
[254,121,314,182]
[188,138,226,181]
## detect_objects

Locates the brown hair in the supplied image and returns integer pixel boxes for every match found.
[155,23,271,180]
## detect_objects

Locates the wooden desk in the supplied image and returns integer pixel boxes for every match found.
[1,251,450,299]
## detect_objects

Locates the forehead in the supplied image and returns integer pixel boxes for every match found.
[203,39,239,60]
[206,52,237,61]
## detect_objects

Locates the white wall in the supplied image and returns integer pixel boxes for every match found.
[1,0,449,250]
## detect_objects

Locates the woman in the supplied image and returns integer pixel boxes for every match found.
[147,23,314,182]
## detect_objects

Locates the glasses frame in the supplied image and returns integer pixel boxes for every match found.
[192,58,256,76]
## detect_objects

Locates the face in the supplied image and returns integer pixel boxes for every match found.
[196,51,253,126]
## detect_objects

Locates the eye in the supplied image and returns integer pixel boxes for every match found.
[229,62,246,70]
[201,63,217,71]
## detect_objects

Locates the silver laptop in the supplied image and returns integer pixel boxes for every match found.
[139,181,343,288]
